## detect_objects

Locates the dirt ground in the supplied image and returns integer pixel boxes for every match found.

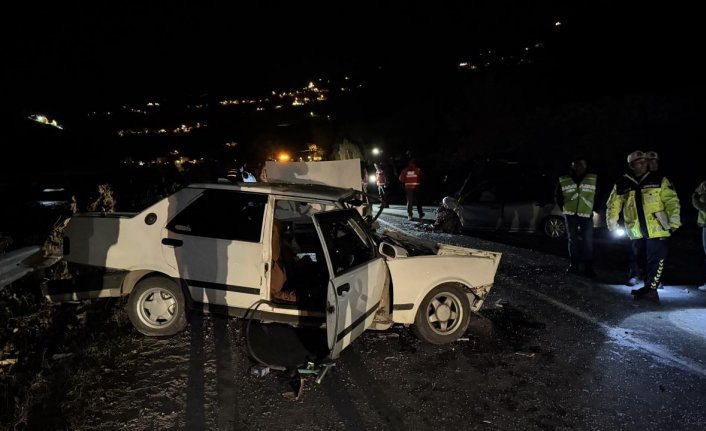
[2,293,564,431]
[1,250,572,430]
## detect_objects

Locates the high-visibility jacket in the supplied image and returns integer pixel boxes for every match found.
[399,166,422,190]
[559,173,597,218]
[693,181,706,227]
[606,172,681,239]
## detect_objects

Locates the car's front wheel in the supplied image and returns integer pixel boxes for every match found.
[127,276,187,336]
[412,284,471,344]
[542,215,566,239]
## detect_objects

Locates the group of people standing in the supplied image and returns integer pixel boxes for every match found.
[556,150,706,302]
[374,159,425,221]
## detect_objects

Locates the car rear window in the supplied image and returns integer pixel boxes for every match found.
[167,189,268,242]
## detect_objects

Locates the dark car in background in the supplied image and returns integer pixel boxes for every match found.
[451,171,606,239]
[453,176,566,238]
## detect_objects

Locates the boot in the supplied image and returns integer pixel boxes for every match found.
[631,286,649,296]
[634,288,659,303]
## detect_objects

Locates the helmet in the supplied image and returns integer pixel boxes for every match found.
[627,150,645,164]
[645,150,659,160]
[442,196,458,209]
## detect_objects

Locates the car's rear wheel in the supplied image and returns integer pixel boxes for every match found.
[543,216,566,239]
[412,284,471,344]
[127,276,187,336]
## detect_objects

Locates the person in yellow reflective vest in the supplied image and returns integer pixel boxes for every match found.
[555,158,597,277]
[693,180,706,291]
[606,150,681,302]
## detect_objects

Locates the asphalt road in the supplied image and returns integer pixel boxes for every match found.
[47,211,706,431]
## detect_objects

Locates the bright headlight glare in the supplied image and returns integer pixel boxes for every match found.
[615,227,626,237]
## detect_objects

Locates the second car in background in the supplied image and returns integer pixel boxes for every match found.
[449,177,605,239]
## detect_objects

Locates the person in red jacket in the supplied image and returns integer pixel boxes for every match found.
[399,159,424,220]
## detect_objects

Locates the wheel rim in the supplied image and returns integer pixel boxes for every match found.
[545,217,566,238]
[136,287,178,329]
[425,291,464,335]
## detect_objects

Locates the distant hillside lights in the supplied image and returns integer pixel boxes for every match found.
[28,114,63,130]
[122,155,202,170]
[117,122,206,137]
[457,41,545,70]
[218,79,328,108]
[93,78,342,136]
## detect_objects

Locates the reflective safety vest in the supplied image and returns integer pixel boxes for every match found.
[399,166,422,189]
[606,172,681,239]
[559,173,597,217]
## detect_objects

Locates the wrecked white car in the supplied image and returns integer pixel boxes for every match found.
[43,182,501,358]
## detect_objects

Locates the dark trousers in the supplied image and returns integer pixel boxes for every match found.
[643,238,668,290]
[405,189,423,217]
[628,238,646,279]
[702,227,706,281]
[565,215,593,263]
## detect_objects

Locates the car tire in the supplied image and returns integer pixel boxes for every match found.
[542,216,566,239]
[127,276,187,336]
[412,284,471,344]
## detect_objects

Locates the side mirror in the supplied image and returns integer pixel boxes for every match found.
[378,242,408,259]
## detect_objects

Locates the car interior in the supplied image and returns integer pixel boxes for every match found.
[271,200,333,309]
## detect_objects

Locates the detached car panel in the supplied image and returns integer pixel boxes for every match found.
[44,182,501,358]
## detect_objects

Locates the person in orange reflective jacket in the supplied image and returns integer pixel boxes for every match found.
[399,159,424,221]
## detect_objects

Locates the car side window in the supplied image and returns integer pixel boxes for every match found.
[318,215,376,276]
[167,190,267,242]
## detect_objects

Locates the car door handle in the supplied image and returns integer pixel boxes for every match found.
[161,238,183,247]
[337,283,350,295]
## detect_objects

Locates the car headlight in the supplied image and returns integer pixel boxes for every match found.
[614,227,626,238]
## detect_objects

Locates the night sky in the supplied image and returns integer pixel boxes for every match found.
[2,0,704,181]
[6,1,701,111]
[1,0,705,230]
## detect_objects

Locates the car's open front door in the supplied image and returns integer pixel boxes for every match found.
[313,209,387,359]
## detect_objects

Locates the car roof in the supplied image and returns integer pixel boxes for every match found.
[187,181,358,201]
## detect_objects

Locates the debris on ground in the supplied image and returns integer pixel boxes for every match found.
[514,352,536,358]
[251,365,270,377]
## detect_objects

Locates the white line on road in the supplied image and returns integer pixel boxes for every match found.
[522,287,706,379]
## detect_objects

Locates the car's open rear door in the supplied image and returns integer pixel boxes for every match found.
[312,209,387,359]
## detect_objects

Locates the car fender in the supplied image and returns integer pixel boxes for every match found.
[120,264,181,296]
[386,255,498,324]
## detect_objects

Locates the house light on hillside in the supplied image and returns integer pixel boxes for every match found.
[28,114,63,130]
